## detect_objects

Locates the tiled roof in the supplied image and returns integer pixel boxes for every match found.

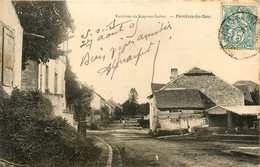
[206,106,260,116]
[234,80,259,87]
[184,67,214,75]
[234,84,253,104]
[151,83,165,92]
[107,99,123,110]
[154,89,205,109]
[94,91,105,100]
[234,80,259,92]
[160,67,244,106]
[147,83,165,99]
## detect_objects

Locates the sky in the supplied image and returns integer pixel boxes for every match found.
[67,1,259,104]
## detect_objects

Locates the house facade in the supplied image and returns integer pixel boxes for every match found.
[21,42,77,127]
[21,49,67,112]
[106,98,123,118]
[0,0,23,94]
[87,91,122,127]
[89,92,122,119]
[149,67,244,132]
[91,91,106,111]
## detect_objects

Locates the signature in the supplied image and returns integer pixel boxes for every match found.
[97,40,160,79]
[79,17,171,79]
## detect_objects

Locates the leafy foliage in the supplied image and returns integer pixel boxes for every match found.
[65,56,81,107]
[65,57,94,122]
[100,105,111,124]
[136,103,149,117]
[13,1,74,69]
[73,85,94,122]
[122,88,140,116]
[122,100,138,117]
[0,87,100,166]
[114,107,123,120]
[128,88,138,103]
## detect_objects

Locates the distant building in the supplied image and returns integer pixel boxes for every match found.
[106,98,123,118]
[89,91,122,119]
[0,0,23,94]
[91,91,106,111]
[149,67,244,132]
[233,80,259,105]
[233,84,254,105]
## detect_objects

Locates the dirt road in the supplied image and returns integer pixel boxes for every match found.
[91,129,259,167]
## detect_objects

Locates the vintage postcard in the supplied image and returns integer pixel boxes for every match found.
[0,0,259,166]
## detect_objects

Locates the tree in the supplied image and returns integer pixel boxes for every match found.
[114,107,123,120]
[65,56,94,134]
[65,56,81,108]
[73,84,93,136]
[101,105,110,124]
[129,88,138,103]
[122,88,139,117]
[73,85,93,122]
[65,56,94,121]
[13,1,74,69]
[136,103,149,118]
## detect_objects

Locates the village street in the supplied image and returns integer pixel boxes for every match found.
[89,129,259,167]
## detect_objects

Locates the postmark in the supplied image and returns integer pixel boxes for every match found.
[219,5,260,60]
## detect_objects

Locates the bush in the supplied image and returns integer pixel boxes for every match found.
[150,129,189,136]
[138,119,149,128]
[0,87,101,166]
[194,127,213,140]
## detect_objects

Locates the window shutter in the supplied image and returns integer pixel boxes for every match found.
[0,25,3,83]
[2,27,15,87]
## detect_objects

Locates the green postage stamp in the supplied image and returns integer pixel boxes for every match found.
[219,3,259,60]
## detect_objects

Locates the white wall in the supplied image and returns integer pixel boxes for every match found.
[158,110,207,131]
[149,97,159,131]
[0,0,23,94]
[92,93,102,110]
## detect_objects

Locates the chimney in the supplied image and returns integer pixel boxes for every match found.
[170,68,178,80]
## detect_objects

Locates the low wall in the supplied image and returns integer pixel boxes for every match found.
[43,94,77,128]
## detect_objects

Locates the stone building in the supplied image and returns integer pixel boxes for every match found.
[21,42,76,127]
[233,80,259,105]
[0,0,23,94]
[89,91,122,120]
[149,67,244,132]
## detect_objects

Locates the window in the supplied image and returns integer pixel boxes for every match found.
[54,72,58,94]
[169,109,182,113]
[0,24,15,87]
[45,65,49,92]
[39,64,42,91]
[171,118,181,123]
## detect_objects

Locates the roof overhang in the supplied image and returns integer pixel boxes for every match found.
[206,106,260,117]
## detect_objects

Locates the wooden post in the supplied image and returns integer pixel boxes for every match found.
[78,121,87,137]
[227,111,232,132]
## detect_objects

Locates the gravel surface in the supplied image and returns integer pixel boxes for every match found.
[91,129,259,167]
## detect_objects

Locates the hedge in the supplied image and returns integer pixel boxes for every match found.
[0,87,101,166]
